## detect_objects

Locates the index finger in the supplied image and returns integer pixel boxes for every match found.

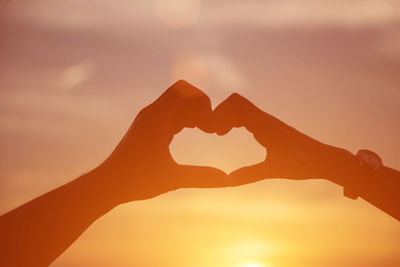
[155,80,215,135]
[213,93,265,135]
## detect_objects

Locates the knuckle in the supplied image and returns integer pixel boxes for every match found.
[172,79,190,88]
[223,93,247,110]
[169,80,203,101]
[229,92,244,101]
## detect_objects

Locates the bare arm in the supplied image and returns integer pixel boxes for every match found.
[324,147,400,221]
[0,81,233,266]
[213,93,400,221]
[0,169,116,266]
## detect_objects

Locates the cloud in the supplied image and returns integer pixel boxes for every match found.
[202,0,400,28]
[60,61,93,90]
[6,0,400,33]
[155,0,201,28]
[5,0,154,31]
[2,0,400,209]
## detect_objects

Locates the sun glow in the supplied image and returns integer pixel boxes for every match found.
[242,263,264,267]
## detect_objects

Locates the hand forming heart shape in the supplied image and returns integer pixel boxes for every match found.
[3,80,398,267]
[99,80,338,205]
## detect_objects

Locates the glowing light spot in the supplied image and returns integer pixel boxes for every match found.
[172,51,207,86]
[60,61,93,90]
[242,263,263,267]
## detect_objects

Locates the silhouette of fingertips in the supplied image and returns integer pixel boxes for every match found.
[216,125,232,135]
[178,165,229,188]
[229,163,267,186]
[165,80,216,132]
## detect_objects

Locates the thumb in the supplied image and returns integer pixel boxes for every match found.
[176,165,231,188]
[229,162,270,186]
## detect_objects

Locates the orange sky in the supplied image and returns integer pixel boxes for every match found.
[1,1,400,266]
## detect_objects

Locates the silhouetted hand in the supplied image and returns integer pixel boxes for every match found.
[213,93,337,184]
[1,83,400,267]
[0,80,235,266]
[213,92,400,221]
[98,80,229,204]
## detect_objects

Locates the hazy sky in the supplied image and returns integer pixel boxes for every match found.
[1,1,400,266]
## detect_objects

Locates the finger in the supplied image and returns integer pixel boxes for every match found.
[213,93,292,148]
[175,165,232,188]
[157,80,215,135]
[228,162,271,186]
[213,93,264,136]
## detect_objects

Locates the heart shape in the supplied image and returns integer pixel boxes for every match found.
[170,127,266,173]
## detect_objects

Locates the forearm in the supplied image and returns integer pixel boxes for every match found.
[352,166,400,221]
[0,167,117,266]
[320,145,400,221]
[254,107,400,221]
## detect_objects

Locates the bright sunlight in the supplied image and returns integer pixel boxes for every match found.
[242,263,264,267]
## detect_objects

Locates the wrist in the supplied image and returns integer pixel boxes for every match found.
[314,143,359,186]
[86,164,123,210]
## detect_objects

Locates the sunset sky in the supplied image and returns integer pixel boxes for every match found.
[1,1,400,266]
